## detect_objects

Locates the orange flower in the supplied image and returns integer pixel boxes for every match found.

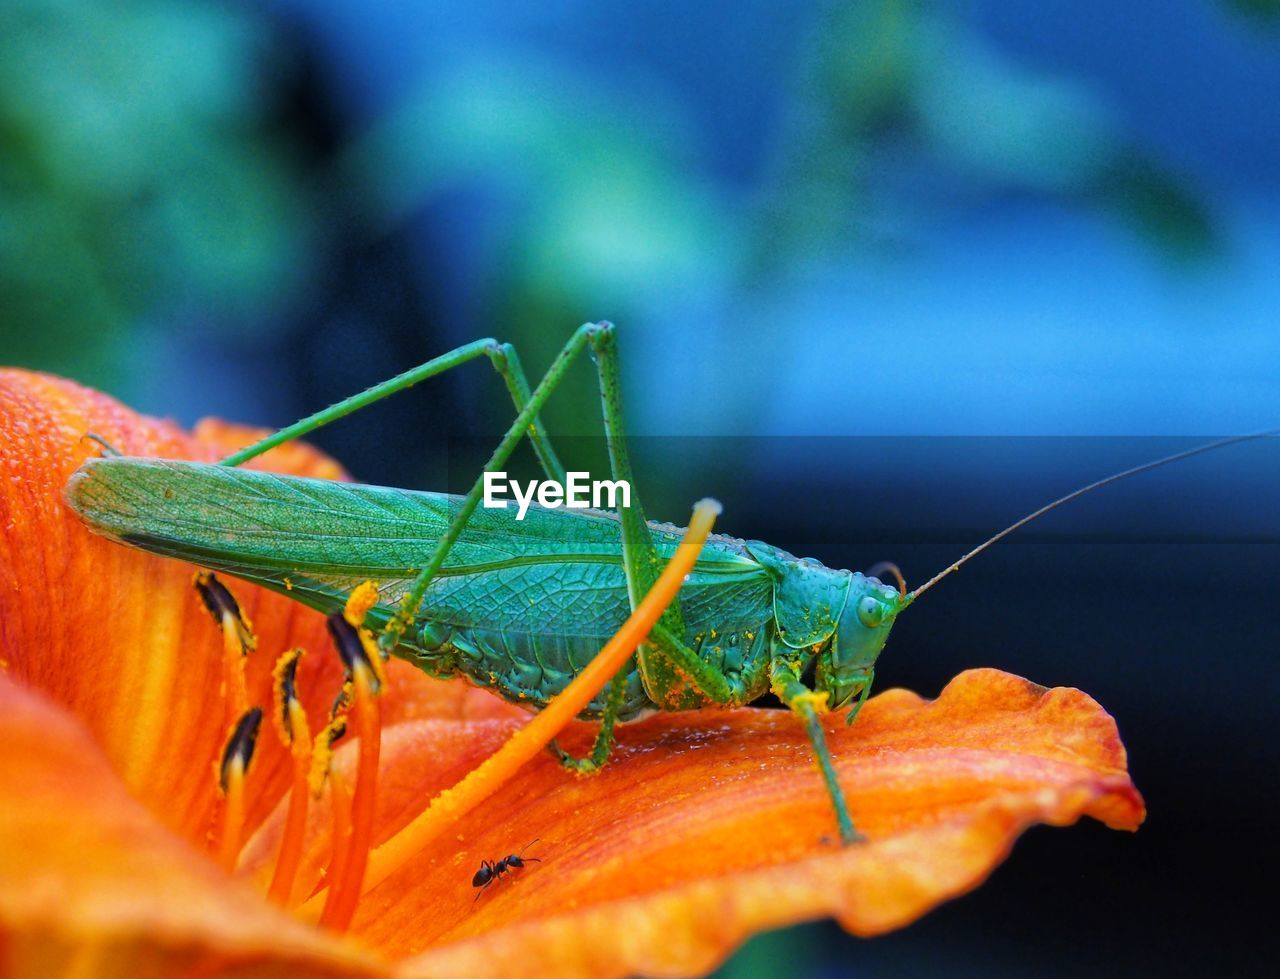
[0,368,1145,978]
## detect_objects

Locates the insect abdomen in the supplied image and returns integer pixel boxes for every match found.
[405,621,653,719]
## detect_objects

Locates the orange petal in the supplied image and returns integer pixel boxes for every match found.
[0,673,384,977]
[1,369,1147,977]
[252,668,1139,976]
[0,369,482,843]
[380,659,527,727]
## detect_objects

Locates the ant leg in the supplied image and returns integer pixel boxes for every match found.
[472,877,495,903]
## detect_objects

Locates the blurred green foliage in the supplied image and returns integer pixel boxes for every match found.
[1226,0,1280,20]
[0,0,1235,423]
[0,0,313,393]
[753,0,1215,270]
[334,0,1220,445]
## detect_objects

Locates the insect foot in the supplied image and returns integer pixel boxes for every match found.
[550,740,606,775]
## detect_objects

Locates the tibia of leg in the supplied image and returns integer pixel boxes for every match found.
[586,322,687,640]
[771,661,864,845]
[383,325,597,649]
[484,341,567,484]
[550,667,631,774]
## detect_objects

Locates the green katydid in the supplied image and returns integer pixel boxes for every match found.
[63,321,1274,844]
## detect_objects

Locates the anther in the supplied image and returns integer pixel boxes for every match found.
[344,581,381,632]
[308,715,348,799]
[268,648,313,907]
[330,681,353,721]
[196,571,255,720]
[195,571,257,653]
[216,706,263,872]
[272,648,305,746]
[219,706,264,794]
[326,613,384,694]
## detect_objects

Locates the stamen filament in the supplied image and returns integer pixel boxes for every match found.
[319,661,381,931]
[194,573,254,723]
[220,613,248,722]
[283,715,348,905]
[322,770,353,904]
[266,698,313,906]
[217,758,247,873]
[297,497,721,917]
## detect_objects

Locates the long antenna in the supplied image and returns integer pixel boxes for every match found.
[908,429,1279,601]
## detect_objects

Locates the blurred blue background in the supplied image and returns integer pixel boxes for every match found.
[3,1,1278,975]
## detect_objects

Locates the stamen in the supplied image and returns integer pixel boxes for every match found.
[266,649,312,906]
[319,584,385,932]
[216,706,263,872]
[328,597,386,693]
[195,571,257,652]
[297,498,722,917]
[330,681,353,722]
[194,571,255,720]
[278,715,348,906]
[319,659,381,931]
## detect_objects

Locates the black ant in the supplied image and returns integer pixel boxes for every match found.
[471,838,542,901]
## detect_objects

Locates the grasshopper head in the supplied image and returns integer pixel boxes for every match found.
[815,573,905,710]
[747,542,911,712]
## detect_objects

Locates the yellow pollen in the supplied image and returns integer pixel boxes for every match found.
[343,580,379,627]
[270,648,306,746]
[308,716,348,798]
[790,689,831,713]
[343,580,386,687]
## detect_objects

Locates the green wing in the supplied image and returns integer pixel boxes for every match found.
[66,458,773,643]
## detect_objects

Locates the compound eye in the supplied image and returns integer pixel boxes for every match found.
[856,595,885,629]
